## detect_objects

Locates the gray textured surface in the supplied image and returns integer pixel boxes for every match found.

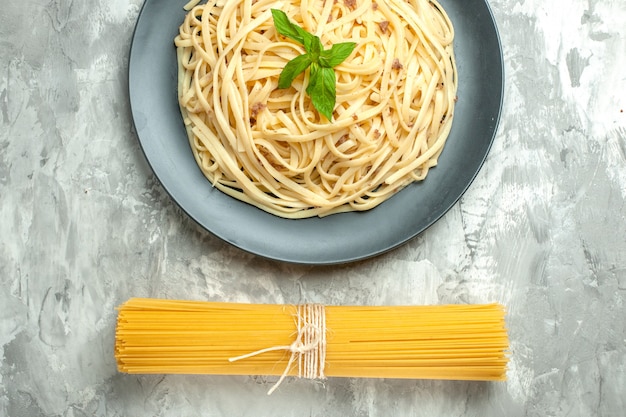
[1,0,625,416]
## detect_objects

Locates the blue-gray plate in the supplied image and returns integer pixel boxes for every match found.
[128,0,504,265]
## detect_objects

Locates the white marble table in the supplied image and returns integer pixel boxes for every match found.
[1,0,625,416]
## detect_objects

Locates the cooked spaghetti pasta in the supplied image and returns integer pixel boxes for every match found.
[115,299,509,386]
[174,0,457,218]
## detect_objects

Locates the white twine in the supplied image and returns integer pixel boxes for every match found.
[229,304,327,395]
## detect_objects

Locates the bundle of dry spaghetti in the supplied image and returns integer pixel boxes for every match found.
[115,299,508,393]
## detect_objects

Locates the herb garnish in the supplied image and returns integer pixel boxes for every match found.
[271,9,356,121]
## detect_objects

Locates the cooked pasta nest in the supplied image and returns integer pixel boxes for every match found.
[175,0,457,218]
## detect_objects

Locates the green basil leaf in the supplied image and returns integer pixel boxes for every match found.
[319,42,357,68]
[305,62,320,95]
[271,9,355,121]
[278,53,313,89]
[271,9,306,45]
[307,63,336,120]
[295,25,316,50]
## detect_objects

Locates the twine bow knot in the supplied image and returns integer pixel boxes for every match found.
[229,304,326,395]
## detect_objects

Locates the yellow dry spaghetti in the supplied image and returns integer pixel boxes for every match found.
[115,299,509,392]
[174,0,457,218]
